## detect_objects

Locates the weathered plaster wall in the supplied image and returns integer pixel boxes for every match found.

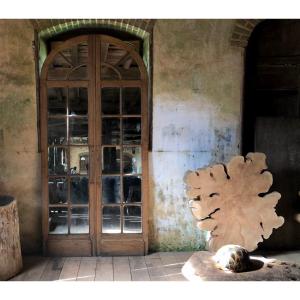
[0,19,246,254]
[0,20,41,254]
[149,20,244,251]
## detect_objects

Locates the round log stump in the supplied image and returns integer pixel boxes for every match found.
[0,196,22,280]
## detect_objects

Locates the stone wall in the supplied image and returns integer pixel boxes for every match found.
[0,20,41,254]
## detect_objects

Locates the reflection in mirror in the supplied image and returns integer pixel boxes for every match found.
[48,118,66,145]
[123,176,141,203]
[48,147,68,175]
[102,176,120,204]
[122,88,141,115]
[123,118,141,145]
[102,118,120,145]
[48,42,88,80]
[123,206,142,233]
[48,88,67,115]
[101,88,120,115]
[48,177,67,204]
[70,207,89,234]
[102,147,120,174]
[49,207,68,234]
[69,118,88,144]
[69,88,88,116]
[102,206,121,233]
[71,177,89,204]
[123,147,142,174]
[70,146,89,175]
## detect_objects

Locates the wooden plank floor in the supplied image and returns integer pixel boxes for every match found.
[10,252,192,281]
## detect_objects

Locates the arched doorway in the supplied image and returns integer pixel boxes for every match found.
[40,35,148,256]
[243,20,300,250]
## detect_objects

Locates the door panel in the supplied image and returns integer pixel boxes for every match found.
[41,35,148,256]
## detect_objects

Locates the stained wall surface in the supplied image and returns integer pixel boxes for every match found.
[149,20,244,251]
[0,19,245,253]
[0,20,41,253]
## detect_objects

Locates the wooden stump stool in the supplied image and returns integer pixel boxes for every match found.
[0,196,22,280]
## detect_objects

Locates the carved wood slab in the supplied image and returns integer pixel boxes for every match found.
[184,153,284,252]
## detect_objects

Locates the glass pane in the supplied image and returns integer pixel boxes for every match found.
[122,88,141,115]
[123,206,142,233]
[49,207,68,234]
[48,42,88,80]
[100,42,141,80]
[48,88,67,115]
[71,177,89,204]
[123,176,141,203]
[68,65,88,80]
[101,88,120,115]
[123,147,142,174]
[102,206,120,233]
[70,207,89,234]
[102,118,120,145]
[69,88,88,116]
[69,117,88,144]
[48,177,67,204]
[70,146,89,175]
[102,176,120,204]
[102,147,120,174]
[48,118,66,145]
[123,118,141,145]
[48,147,68,175]
[101,64,120,80]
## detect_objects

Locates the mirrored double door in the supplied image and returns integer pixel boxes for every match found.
[41,35,148,256]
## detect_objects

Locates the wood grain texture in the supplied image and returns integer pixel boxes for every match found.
[113,256,132,281]
[129,256,150,281]
[59,257,81,281]
[95,257,113,281]
[185,152,285,252]
[77,257,97,281]
[0,197,23,280]
[40,257,65,281]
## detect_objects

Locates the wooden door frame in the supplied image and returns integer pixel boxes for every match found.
[40,34,149,256]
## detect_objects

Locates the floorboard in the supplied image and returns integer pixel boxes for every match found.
[59,257,81,281]
[10,256,49,281]
[77,257,97,281]
[113,256,131,281]
[40,257,65,281]
[95,257,113,281]
[145,253,168,281]
[129,256,150,281]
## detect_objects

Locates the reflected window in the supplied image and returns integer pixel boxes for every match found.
[102,206,121,233]
[102,147,120,174]
[123,118,141,145]
[71,177,89,204]
[49,207,68,234]
[102,176,120,204]
[123,206,142,233]
[70,207,89,234]
[48,177,67,204]
[123,176,141,203]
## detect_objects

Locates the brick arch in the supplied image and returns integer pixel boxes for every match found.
[230,19,263,47]
[31,19,155,39]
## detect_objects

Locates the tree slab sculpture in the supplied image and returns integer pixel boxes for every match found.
[0,196,23,280]
[184,152,284,252]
